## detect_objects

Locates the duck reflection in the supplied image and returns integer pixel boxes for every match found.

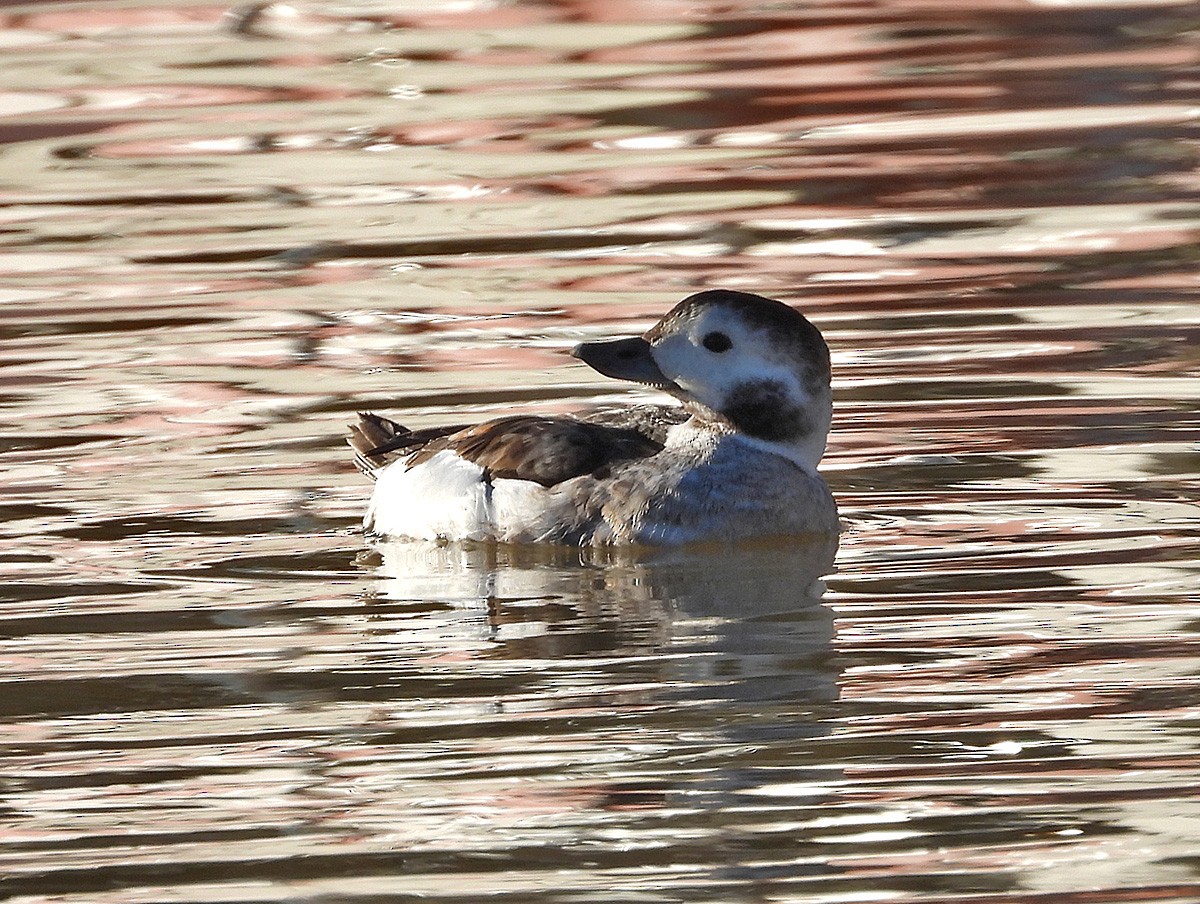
[367,535,839,701]
[359,535,845,879]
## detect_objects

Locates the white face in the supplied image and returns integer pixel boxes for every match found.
[647,303,833,465]
[649,306,797,408]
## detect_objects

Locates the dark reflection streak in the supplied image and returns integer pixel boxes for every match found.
[0,191,268,207]
[0,434,127,454]
[0,610,258,638]
[131,231,707,264]
[4,724,344,756]
[0,582,161,603]
[0,120,133,146]
[143,548,360,580]
[325,384,636,415]
[0,316,225,340]
[2,825,285,855]
[128,236,1200,287]
[0,676,256,719]
[54,515,334,541]
[570,156,1194,209]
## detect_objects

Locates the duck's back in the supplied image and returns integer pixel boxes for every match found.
[353,407,682,542]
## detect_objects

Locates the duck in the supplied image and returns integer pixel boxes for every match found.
[348,289,839,545]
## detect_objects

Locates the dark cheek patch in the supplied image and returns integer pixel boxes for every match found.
[722,380,810,441]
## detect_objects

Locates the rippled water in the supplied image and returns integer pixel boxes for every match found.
[2,1,1199,901]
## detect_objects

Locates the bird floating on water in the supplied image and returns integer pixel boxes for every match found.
[348,289,838,545]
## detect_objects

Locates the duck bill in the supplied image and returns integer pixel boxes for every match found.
[571,337,679,391]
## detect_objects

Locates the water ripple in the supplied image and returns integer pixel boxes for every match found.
[1,0,1198,902]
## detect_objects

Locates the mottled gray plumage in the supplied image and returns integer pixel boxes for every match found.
[531,425,839,544]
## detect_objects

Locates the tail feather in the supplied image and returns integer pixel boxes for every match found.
[348,412,409,478]
[348,412,472,478]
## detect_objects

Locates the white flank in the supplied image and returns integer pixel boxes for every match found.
[367,450,488,540]
[366,449,552,541]
[489,478,554,541]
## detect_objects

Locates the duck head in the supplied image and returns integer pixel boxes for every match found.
[572,290,832,470]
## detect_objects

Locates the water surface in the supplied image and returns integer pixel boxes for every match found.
[1,0,1199,901]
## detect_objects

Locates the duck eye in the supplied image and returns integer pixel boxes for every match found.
[702,331,732,353]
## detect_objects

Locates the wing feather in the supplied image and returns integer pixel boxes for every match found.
[350,407,681,487]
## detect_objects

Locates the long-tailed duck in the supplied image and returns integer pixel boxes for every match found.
[348,289,838,545]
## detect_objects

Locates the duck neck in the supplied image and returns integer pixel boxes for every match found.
[675,406,828,476]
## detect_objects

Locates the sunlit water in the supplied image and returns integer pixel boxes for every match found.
[1,1,1198,901]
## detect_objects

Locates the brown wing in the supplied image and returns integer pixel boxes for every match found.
[410,415,664,487]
